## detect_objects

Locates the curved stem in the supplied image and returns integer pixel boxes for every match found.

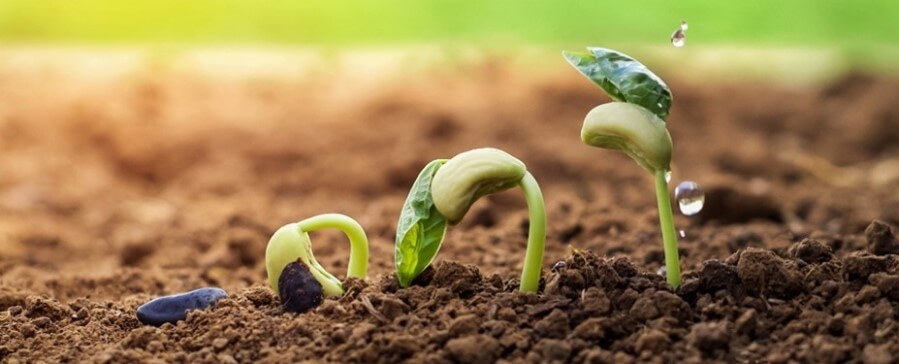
[654,170,681,288]
[518,171,546,293]
[296,213,369,279]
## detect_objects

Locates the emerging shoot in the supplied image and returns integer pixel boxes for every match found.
[265,213,369,313]
[395,148,546,293]
[564,47,682,288]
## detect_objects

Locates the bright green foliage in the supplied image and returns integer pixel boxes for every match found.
[563,47,673,120]
[395,160,449,288]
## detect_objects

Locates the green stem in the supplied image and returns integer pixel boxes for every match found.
[296,213,369,279]
[518,171,546,293]
[654,170,681,288]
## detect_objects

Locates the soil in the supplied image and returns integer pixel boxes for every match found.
[2,51,899,363]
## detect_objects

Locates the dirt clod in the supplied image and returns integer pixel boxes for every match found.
[445,335,500,364]
[865,220,899,255]
[735,248,803,298]
[789,238,836,264]
[690,321,731,354]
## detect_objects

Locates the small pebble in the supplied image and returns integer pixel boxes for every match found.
[213,337,229,350]
[137,287,228,326]
[551,261,567,272]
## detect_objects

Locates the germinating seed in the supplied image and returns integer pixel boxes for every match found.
[675,181,705,216]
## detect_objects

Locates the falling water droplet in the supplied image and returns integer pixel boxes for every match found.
[657,265,667,276]
[678,229,686,238]
[671,20,688,47]
[675,181,705,216]
[665,170,672,183]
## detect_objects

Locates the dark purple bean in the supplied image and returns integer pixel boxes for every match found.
[279,261,324,313]
[136,287,228,326]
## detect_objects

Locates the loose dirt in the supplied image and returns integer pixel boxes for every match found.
[1,52,899,363]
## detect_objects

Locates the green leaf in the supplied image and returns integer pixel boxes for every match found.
[563,47,673,120]
[395,160,448,288]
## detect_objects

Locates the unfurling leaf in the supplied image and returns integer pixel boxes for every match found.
[563,47,672,120]
[395,160,448,288]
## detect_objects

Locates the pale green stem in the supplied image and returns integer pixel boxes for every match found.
[518,171,546,293]
[296,213,369,279]
[654,170,681,288]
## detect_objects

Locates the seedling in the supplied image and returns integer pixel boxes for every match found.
[265,213,369,312]
[563,47,682,288]
[395,147,546,292]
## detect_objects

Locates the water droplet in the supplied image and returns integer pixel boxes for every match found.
[678,229,686,238]
[657,265,666,276]
[675,181,705,216]
[671,20,688,47]
[664,170,672,183]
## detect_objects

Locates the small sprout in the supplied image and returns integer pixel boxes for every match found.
[395,147,546,293]
[564,47,683,288]
[265,213,369,312]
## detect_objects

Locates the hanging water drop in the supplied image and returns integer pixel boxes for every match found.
[675,181,705,216]
[664,170,672,183]
[671,20,688,47]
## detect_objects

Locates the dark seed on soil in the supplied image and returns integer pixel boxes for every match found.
[136,287,228,326]
[278,261,324,313]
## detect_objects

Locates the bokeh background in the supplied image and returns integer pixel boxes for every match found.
[3,0,898,83]
[2,0,898,47]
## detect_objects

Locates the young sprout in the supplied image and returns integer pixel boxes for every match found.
[395,148,546,293]
[564,47,682,288]
[265,213,369,313]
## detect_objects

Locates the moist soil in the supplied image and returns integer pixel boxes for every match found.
[2,53,899,363]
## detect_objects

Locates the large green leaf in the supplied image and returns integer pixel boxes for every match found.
[395,160,448,288]
[563,47,673,120]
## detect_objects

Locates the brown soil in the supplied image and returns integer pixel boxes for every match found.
[2,51,899,363]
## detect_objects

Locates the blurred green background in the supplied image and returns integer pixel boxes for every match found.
[1,0,897,47]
